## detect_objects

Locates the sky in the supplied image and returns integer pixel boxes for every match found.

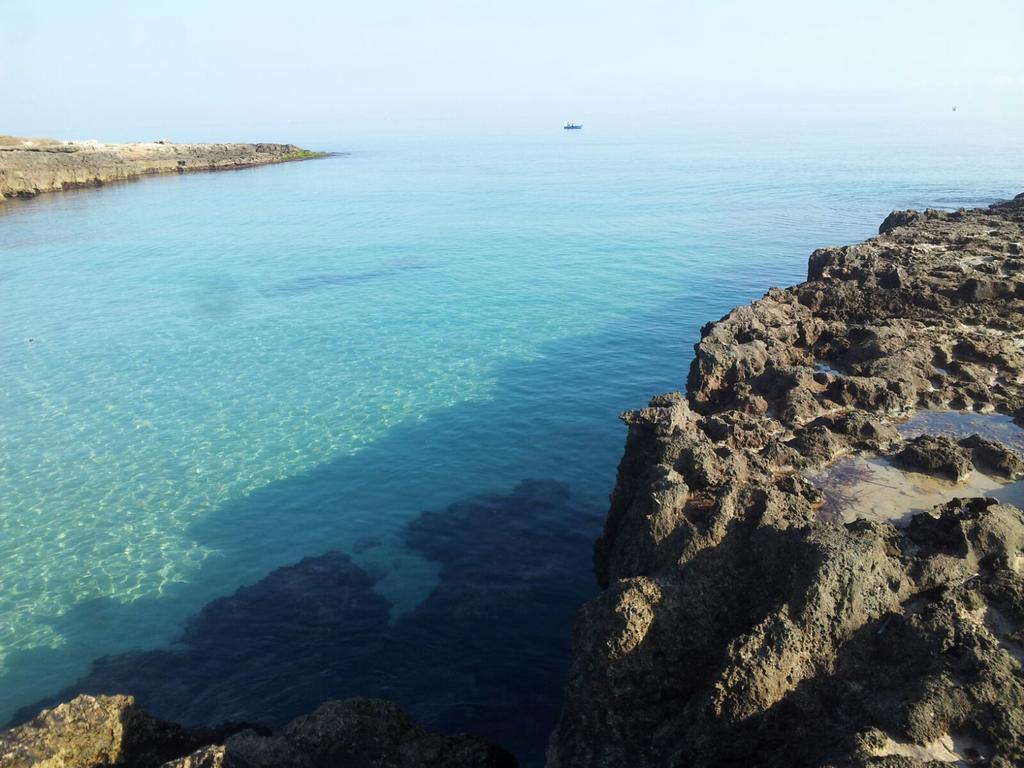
[1,0,1022,146]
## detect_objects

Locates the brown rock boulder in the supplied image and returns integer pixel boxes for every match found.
[0,695,224,768]
[0,695,515,768]
[894,434,974,481]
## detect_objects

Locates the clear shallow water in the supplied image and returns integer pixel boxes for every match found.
[806,411,1024,526]
[810,456,1024,526]
[897,410,1024,452]
[1,130,1022,763]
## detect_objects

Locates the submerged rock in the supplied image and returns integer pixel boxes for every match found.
[0,695,516,768]
[11,480,595,766]
[552,194,1024,767]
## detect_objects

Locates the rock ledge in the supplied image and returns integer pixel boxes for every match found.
[0,138,329,200]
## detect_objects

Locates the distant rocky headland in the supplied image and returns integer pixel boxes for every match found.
[3,195,1023,767]
[0,136,328,200]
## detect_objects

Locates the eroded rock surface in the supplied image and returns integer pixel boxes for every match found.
[552,194,1024,767]
[0,695,251,768]
[0,694,516,768]
[0,138,326,200]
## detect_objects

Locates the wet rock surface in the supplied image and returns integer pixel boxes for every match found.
[0,138,327,200]
[552,195,1024,767]
[0,694,515,768]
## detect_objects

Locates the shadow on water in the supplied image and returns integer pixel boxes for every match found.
[4,288,739,765]
[260,260,434,296]
[14,480,595,765]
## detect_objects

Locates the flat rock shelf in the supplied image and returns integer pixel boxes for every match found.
[0,137,328,200]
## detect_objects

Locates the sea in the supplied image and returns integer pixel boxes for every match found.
[1,124,1021,765]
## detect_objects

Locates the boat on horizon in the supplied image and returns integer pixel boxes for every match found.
[563,122,582,130]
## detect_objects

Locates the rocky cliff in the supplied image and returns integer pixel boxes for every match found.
[550,195,1024,767]
[0,138,326,200]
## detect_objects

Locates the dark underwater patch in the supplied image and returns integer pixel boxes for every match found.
[12,479,599,767]
[262,262,432,296]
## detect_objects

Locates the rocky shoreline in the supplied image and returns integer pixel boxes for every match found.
[551,194,1024,767]
[3,195,1023,767]
[0,694,515,768]
[0,138,328,200]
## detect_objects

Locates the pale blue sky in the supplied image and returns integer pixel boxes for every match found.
[1,0,1021,145]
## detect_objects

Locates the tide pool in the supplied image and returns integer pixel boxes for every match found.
[1,128,1022,764]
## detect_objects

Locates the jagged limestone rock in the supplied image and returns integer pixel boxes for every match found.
[552,194,1024,767]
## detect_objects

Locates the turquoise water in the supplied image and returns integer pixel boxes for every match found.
[1,129,1022,761]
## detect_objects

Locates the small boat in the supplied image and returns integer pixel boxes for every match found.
[563,122,583,130]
